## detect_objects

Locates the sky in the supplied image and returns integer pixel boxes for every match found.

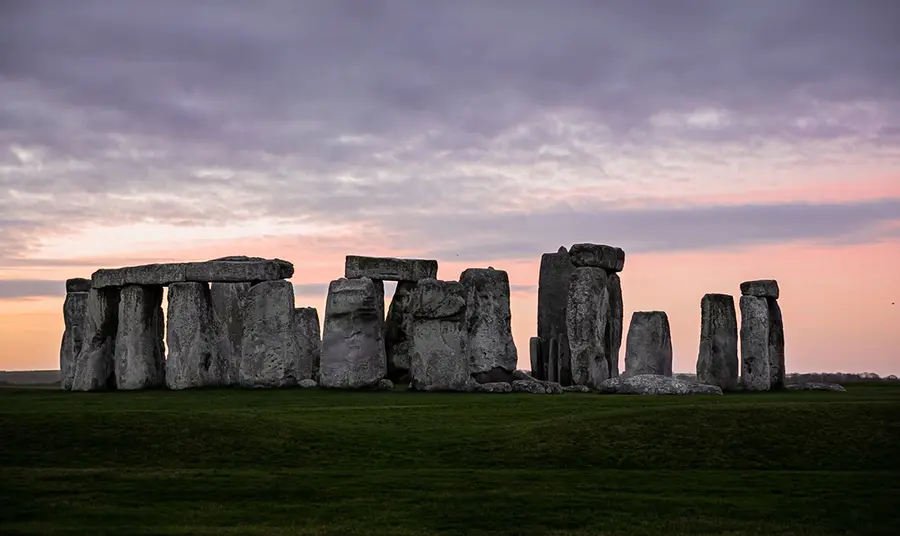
[1,0,899,375]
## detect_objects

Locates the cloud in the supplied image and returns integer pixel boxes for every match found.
[0,279,65,299]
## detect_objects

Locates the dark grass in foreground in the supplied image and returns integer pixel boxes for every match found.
[1,384,898,535]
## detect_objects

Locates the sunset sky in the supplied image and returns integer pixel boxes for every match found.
[1,1,898,375]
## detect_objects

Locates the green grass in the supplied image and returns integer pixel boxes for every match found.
[1,384,899,535]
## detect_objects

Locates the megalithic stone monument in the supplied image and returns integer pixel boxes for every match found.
[696,293,739,391]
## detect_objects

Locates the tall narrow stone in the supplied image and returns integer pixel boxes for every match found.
[697,293,739,391]
[566,267,611,388]
[606,273,623,378]
[460,268,518,383]
[766,298,785,389]
[537,247,575,381]
[60,291,88,390]
[166,282,224,390]
[529,336,542,378]
[240,280,301,388]
[547,338,559,383]
[71,288,120,391]
[293,306,321,381]
[739,295,770,391]
[408,279,469,391]
[557,332,572,386]
[624,311,673,378]
[385,281,416,383]
[320,277,387,389]
[114,285,166,390]
[210,282,251,386]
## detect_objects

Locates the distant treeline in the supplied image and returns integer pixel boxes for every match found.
[675,372,899,383]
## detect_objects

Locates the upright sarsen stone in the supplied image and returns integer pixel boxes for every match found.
[60,291,88,390]
[606,273,623,378]
[385,281,416,383]
[624,311,673,378]
[408,279,469,391]
[460,268,518,383]
[740,295,770,391]
[114,285,166,390]
[210,282,251,386]
[166,282,225,390]
[240,280,302,388]
[697,293,739,391]
[71,288,120,391]
[766,298,785,389]
[293,306,321,382]
[537,247,575,381]
[566,267,611,387]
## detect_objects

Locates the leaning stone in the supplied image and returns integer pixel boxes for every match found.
[298,378,318,389]
[623,311,673,378]
[767,298,786,389]
[512,379,548,394]
[319,277,387,389]
[376,378,394,391]
[293,307,321,382]
[385,281,417,383]
[114,285,166,390]
[165,282,225,390]
[240,280,301,388]
[210,282,251,386]
[785,382,846,392]
[408,279,469,392]
[59,291,89,390]
[65,278,92,293]
[697,293,739,391]
[472,381,513,394]
[460,268,518,381]
[598,374,723,395]
[740,295,771,391]
[91,258,294,288]
[71,288,120,391]
[537,247,575,381]
[568,243,626,272]
[563,385,591,393]
[606,273,623,378]
[566,267,611,388]
[740,279,779,299]
[345,255,438,282]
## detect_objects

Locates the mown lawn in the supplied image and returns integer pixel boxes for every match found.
[1,383,898,535]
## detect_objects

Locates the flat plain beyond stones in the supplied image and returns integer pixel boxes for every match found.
[91,258,294,288]
[344,255,438,282]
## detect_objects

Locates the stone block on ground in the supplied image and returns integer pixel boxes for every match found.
[598,374,723,395]
[240,280,302,388]
[537,247,575,381]
[566,267,611,388]
[60,291,88,390]
[740,295,771,391]
[408,279,469,392]
[210,282,251,386]
[71,288,120,391]
[563,385,591,393]
[624,311,673,378]
[460,268,518,382]
[568,243,626,272]
[740,279,779,299]
[114,285,166,390]
[298,379,318,388]
[165,282,225,390]
[697,293,739,391]
[471,381,513,394]
[785,382,845,392]
[345,255,438,281]
[511,379,548,394]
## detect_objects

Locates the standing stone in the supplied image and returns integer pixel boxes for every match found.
[408,279,469,391]
[240,280,301,388]
[566,267,611,388]
[547,338,559,383]
[624,311,673,378]
[766,298,785,389]
[606,273,623,378]
[71,288,120,391]
[537,247,575,381]
[114,285,166,390]
[166,282,225,390]
[460,268,518,383]
[529,336,542,378]
[210,282,251,386]
[740,279,779,299]
[740,295,771,391]
[293,306,321,381]
[557,332,572,386]
[697,293,739,391]
[60,291,88,390]
[320,277,387,389]
[385,281,416,383]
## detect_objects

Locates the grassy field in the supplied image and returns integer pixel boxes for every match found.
[1,383,898,535]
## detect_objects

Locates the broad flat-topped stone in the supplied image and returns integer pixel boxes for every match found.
[568,244,625,272]
[66,278,92,293]
[345,255,437,282]
[91,258,294,288]
[740,279,779,299]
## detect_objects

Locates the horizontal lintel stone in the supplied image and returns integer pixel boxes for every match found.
[345,255,437,281]
[91,258,294,288]
[568,243,626,272]
[740,279,779,299]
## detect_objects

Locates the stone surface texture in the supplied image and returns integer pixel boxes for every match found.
[529,336,542,379]
[785,382,846,392]
[91,258,294,288]
[114,285,166,390]
[66,278,92,293]
[568,243,626,272]
[59,291,89,390]
[598,374,723,395]
[460,268,518,380]
[165,282,225,390]
[566,267,611,387]
[71,288,120,391]
[624,311,673,378]
[408,279,469,391]
[298,379,318,388]
[293,307,321,382]
[472,381,513,394]
[696,293,739,391]
[384,281,417,382]
[537,247,575,380]
[740,279,779,299]
[605,272,623,378]
[344,255,438,281]
[740,295,771,391]
[511,379,548,394]
[563,385,591,393]
[319,277,387,389]
[240,280,302,388]
[210,282,251,386]
[766,298,786,389]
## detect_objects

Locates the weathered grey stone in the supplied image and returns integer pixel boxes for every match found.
[460,268,518,380]
[568,243,626,272]
[547,337,559,383]
[114,285,165,390]
[563,385,591,393]
[376,378,394,391]
[566,267,611,388]
[606,273,623,378]
[785,382,846,392]
[512,369,563,393]
[165,282,225,390]
[65,278,91,293]
[408,279,469,392]
[537,247,575,380]
[512,379,548,394]
[697,293,739,391]
[210,282,251,386]
[557,332,572,386]
[71,288,120,391]
[59,291,88,390]
[529,336,542,379]
[293,307,321,382]
[543,381,563,394]
[319,277,387,389]
[472,381,513,394]
[91,258,294,288]
[624,311,673,378]
[240,280,301,388]
[740,279,779,299]
[598,374,723,395]
[345,255,438,282]
[740,295,771,391]
[767,298,785,389]
[385,281,416,383]
[298,378,318,388]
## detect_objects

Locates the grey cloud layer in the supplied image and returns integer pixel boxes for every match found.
[1,0,899,261]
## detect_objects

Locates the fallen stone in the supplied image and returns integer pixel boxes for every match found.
[460,268,518,380]
[376,378,394,391]
[512,369,562,393]
[472,381,513,394]
[59,291,89,390]
[319,277,387,389]
[71,288,120,391]
[740,279,779,299]
[114,285,166,390]
[512,379,548,394]
[210,282,251,386]
[240,280,301,388]
[767,298,786,389]
[91,258,294,288]
[537,247,575,381]
[785,382,846,392]
[563,385,591,393]
[740,295,771,391]
[165,282,225,390]
[606,273,623,378]
[408,279,469,392]
[566,267,611,388]
[624,311,673,378]
[697,293,739,391]
[345,255,438,282]
[65,278,92,293]
[293,307,321,382]
[568,243,626,272]
[598,374,723,395]
[385,281,417,383]
[298,378,318,389]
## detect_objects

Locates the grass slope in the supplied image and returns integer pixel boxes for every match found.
[1,384,898,535]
